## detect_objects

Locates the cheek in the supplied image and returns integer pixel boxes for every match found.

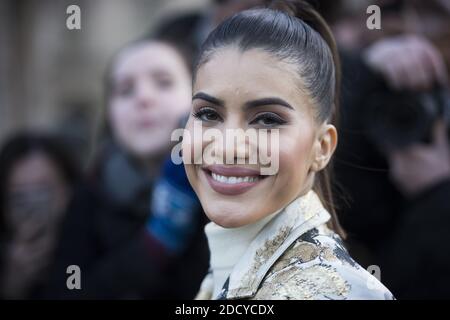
[182,120,199,164]
[153,93,191,138]
[182,120,202,187]
[109,100,165,155]
[182,119,217,165]
[277,128,315,187]
[109,100,132,134]
[160,84,192,114]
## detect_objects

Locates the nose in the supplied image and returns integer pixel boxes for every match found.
[215,125,257,165]
[135,80,157,109]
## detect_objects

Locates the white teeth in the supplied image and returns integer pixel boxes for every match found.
[211,172,259,184]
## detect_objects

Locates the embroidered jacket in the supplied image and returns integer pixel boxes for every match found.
[196,191,395,300]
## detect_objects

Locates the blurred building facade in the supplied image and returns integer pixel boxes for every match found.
[0,0,208,161]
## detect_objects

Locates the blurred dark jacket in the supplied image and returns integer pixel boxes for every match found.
[334,51,404,264]
[381,179,450,299]
[42,143,209,299]
[335,50,450,299]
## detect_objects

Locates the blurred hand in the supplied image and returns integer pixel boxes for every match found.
[387,121,450,197]
[1,216,55,299]
[364,34,448,91]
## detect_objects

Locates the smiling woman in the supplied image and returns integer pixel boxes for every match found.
[183,0,395,300]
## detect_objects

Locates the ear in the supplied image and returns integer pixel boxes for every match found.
[310,123,338,172]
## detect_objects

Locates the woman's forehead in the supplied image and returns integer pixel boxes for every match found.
[194,47,311,109]
[113,42,185,78]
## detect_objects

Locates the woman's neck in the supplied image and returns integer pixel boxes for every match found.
[204,209,280,298]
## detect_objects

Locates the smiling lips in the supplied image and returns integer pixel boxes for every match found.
[202,164,266,195]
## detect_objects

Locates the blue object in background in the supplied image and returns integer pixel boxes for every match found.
[147,157,201,253]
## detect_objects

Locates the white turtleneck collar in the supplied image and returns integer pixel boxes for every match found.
[198,190,332,300]
[204,208,281,298]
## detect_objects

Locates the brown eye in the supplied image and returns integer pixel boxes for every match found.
[251,113,286,127]
[115,81,134,97]
[192,107,222,122]
[155,77,174,90]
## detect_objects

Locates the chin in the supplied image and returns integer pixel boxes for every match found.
[203,203,249,228]
[203,198,265,228]
[131,141,167,157]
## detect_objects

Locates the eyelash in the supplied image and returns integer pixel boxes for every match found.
[192,107,287,127]
[192,107,221,122]
[250,113,287,127]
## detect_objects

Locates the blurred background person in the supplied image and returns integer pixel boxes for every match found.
[0,0,219,301]
[0,133,78,299]
[315,0,450,299]
[43,38,209,299]
[382,117,450,299]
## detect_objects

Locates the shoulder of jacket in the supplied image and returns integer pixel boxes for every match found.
[251,227,394,300]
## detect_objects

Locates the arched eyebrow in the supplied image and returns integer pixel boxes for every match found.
[192,92,294,110]
[192,92,224,107]
[244,97,293,110]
